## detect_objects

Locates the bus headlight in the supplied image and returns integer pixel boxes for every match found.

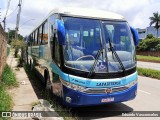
[125,79,137,88]
[60,78,86,92]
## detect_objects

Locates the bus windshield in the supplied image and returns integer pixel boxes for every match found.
[62,17,136,73]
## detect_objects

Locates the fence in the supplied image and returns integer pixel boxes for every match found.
[137,51,160,57]
[0,24,7,80]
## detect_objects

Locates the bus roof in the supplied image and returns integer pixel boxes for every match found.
[50,7,125,20]
[28,7,125,35]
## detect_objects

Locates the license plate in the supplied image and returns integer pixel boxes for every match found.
[101,97,114,103]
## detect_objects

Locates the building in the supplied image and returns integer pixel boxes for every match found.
[136,26,160,40]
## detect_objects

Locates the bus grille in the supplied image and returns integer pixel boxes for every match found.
[83,86,129,94]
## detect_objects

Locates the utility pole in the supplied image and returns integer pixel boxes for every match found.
[15,0,22,39]
[0,8,5,30]
[2,17,6,31]
[2,0,11,31]
[0,8,1,23]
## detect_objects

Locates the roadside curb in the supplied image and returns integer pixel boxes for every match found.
[7,52,63,120]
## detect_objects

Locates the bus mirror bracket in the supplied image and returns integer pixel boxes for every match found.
[130,26,139,46]
[57,20,66,45]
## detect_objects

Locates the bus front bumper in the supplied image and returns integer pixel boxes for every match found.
[62,84,137,107]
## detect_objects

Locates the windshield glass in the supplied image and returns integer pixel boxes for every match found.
[62,17,136,73]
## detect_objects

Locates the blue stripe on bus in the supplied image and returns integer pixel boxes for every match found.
[68,72,137,88]
[50,62,70,82]
[50,62,137,88]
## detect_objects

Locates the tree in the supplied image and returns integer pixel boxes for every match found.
[149,12,160,38]
[6,30,23,44]
[146,34,154,39]
[136,37,160,51]
[11,38,26,62]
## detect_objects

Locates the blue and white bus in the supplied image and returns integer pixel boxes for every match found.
[26,7,139,107]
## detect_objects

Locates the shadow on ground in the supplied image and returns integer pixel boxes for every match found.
[23,64,133,119]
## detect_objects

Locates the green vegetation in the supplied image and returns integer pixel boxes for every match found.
[149,12,160,37]
[136,36,160,51]
[6,30,23,44]
[24,64,74,120]
[2,64,18,87]
[0,64,17,119]
[0,83,12,112]
[138,67,160,80]
[137,55,160,63]
[11,39,26,58]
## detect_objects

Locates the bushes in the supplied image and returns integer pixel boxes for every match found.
[137,55,160,62]
[2,64,18,87]
[0,64,17,113]
[138,67,160,80]
[136,36,160,52]
[0,83,12,111]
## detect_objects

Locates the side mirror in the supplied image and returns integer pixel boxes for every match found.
[130,26,139,46]
[57,20,66,45]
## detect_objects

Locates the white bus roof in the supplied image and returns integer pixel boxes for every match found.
[50,7,125,20]
[29,7,125,35]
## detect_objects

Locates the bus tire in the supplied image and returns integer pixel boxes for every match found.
[44,69,50,90]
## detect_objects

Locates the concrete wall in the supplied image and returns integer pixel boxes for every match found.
[0,24,7,79]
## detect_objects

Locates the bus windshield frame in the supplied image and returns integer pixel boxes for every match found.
[61,16,136,74]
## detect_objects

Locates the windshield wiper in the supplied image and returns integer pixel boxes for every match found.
[108,37,126,76]
[87,48,104,78]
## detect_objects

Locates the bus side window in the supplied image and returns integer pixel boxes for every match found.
[33,32,35,46]
[35,30,38,45]
[50,25,54,59]
[39,26,43,44]
[49,14,58,61]
[30,34,33,46]
[53,34,60,65]
[42,21,48,45]
[37,28,39,45]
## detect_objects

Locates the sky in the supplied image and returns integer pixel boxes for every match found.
[0,0,160,36]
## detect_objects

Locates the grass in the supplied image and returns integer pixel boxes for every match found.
[0,83,12,111]
[1,64,18,87]
[137,55,160,63]
[0,64,17,119]
[137,67,160,80]
[23,64,74,120]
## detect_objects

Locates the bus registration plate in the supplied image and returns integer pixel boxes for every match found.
[101,97,114,103]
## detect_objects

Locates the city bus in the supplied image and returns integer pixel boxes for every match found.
[26,7,139,107]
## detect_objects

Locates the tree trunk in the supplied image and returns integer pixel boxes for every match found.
[20,47,24,66]
[14,48,19,58]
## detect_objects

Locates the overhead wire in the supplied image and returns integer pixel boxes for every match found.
[6,6,18,18]
[4,0,12,18]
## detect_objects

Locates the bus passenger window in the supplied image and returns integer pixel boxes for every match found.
[39,26,42,44]
[30,34,33,46]
[37,28,39,45]
[42,21,48,45]
[34,30,38,45]
[33,32,35,46]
